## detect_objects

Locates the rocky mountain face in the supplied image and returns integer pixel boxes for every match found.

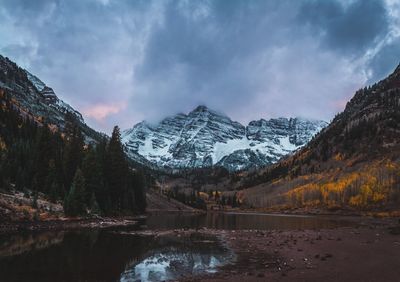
[0,55,101,142]
[122,105,327,171]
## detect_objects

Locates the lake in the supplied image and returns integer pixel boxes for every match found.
[0,212,355,282]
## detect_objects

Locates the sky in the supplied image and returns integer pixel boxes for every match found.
[0,0,399,133]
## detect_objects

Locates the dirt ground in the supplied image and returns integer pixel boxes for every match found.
[182,218,400,282]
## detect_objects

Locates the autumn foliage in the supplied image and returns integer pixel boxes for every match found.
[242,159,400,210]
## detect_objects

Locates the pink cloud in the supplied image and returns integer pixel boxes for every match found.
[82,103,126,122]
[332,99,349,112]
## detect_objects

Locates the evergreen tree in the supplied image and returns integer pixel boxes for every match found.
[82,145,103,205]
[64,169,87,216]
[94,137,111,213]
[89,192,101,215]
[129,170,147,213]
[106,126,128,212]
[63,126,84,190]
[32,191,38,209]
[32,126,52,192]
[46,159,58,196]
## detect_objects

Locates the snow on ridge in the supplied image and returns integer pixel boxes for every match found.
[26,70,46,91]
[24,69,85,124]
[123,106,327,171]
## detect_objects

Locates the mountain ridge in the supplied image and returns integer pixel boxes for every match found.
[122,105,327,171]
[0,54,102,142]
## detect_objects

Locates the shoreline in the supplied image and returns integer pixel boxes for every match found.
[0,216,144,235]
[221,207,400,218]
[1,210,398,235]
[181,218,400,282]
[2,212,400,281]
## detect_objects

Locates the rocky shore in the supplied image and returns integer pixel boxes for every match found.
[179,217,400,282]
[0,217,142,235]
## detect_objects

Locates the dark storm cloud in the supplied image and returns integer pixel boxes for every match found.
[298,0,389,55]
[368,37,400,81]
[131,0,307,120]
[0,0,398,132]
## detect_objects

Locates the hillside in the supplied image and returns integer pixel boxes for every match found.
[0,55,103,142]
[232,63,400,212]
[146,191,197,212]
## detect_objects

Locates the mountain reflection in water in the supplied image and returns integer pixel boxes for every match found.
[119,230,231,282]
[121,247,226,281]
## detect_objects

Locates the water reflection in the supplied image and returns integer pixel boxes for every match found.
[0,228,231,282]
[0,230,154,281]
[120,231,232,282]
[144,212,354,230]
[121,248,226,281]
[0,212,354,281]
[122,252,222,281]
[0,231,64,258]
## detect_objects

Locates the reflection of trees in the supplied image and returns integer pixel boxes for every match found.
[0,230,154,282]
[0,231,65,258]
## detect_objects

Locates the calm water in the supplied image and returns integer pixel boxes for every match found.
[144,212,354,230]
[0,212,354,282]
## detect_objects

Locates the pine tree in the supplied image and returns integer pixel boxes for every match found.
[33,126,52,192]
[63,126,84,190]
[82,145,103,205]
[64,169,87,216]
[89,192,101,216]
[32,191,38,209]
[46,159,58,195]
[132,170,147,213]
[94,137,111,213]
[106,126,128,212]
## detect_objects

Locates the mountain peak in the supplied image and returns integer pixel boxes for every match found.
[189,105,229,119]
[192,105,209,112]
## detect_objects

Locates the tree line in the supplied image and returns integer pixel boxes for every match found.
[0,90,146,216]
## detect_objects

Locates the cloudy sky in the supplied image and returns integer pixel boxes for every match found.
[1,0,399,133]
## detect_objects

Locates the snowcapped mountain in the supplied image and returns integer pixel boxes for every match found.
[122,105,327,171]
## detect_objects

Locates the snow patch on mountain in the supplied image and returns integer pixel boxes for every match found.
[25,69,84,123]
[26,71,46,91]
